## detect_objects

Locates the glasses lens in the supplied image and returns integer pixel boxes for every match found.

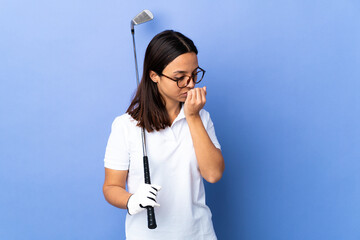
[178,76,191,88]
[176,69,205,88]
[194,70,204,83]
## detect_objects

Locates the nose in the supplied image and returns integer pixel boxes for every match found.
[186,77,196,88]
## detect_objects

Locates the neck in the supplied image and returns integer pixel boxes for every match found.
[166,102,182,121]
[166,102,181,115]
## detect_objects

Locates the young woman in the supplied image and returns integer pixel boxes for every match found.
[103,30,225,240]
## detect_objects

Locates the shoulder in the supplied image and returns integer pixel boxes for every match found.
[110,113,140,133]
[112,113,138,126]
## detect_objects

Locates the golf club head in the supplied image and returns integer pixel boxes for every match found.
[131,10,154,32]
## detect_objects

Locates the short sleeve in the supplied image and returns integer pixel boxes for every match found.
[204,111,222,150]
[103,116,130,170]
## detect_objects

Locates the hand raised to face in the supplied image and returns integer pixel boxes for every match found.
[184,86,207,119]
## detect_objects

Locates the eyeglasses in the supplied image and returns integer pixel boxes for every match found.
[157,67,206,89]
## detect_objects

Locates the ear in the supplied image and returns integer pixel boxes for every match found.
[149,70,160,83]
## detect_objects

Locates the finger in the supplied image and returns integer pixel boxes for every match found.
[140,199,154,208]
[186,90,192,102]
[192,89,197,101]
[148,187,158,196]
[199,88,206,100]
[143,198,160,207]
[151,202,160,207]
[195,88,201,101]
[147,196,157,203]
[203,86,207,96]
[151,184,161,191]
[149,190,157,197]
[140,200,160,208]
[201,89,206,103]
[199,88,204,102]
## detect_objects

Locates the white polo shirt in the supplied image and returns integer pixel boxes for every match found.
[104,104,221,240]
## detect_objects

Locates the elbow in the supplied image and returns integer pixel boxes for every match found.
[102,184,112,202]
[102,183,109,194]
[206,175,222,183]
[102,184,108,200]
[204,168,224,184]
[202,150,225,183]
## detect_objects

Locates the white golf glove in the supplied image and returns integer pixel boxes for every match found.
[127,183,161,215]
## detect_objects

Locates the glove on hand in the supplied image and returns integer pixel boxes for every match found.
[127,183,161,215]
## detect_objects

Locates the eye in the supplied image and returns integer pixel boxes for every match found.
[174,76,186,81]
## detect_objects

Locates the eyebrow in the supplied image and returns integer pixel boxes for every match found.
[173,66,199,74]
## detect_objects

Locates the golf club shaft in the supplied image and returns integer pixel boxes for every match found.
[131,31,140,86]
[131,29,157,230]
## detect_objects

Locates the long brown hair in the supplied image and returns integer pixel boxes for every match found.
[126,30,198,132]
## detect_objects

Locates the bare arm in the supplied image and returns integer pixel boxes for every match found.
[184,86,225,183]
[103,168,132,209]
[187,115,225,183]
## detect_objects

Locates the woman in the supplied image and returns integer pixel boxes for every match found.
[103,30,225,240]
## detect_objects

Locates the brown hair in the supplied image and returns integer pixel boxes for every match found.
[126,30,198,132]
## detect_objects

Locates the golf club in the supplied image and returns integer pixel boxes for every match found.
[130,9,157,230]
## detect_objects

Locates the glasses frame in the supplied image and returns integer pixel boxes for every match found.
[157,67,206,89]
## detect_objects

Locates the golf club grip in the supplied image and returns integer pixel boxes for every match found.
[147,206,157,229]
[143,156,157,229]
[143,156,151,184]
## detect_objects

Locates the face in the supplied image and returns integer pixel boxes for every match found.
[150,52,199,106]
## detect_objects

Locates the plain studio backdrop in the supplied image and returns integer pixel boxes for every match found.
[1,0,359,239]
